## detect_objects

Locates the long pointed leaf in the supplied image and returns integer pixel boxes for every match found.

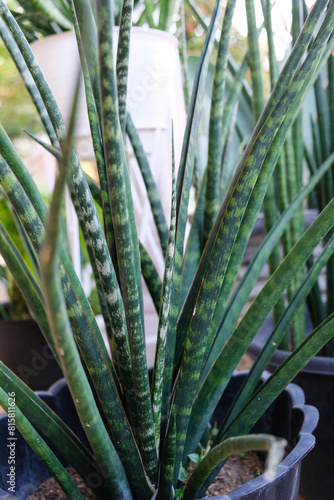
[220,313,334,443]
[116,0,133,134]
[97,0,158,483]
[162,0,227,449]
[167,1,334,480]
[23,0,73,29]
[40,99,133,498]
[0,0,128,382]
[69,0,119,275]
[0,128,152,498]
[0,8,154,485]
[202,0,237,244]
[0,386,85,499]
[0,363,105,491]
[127,112,169,256]
[151,135,177,449]
[204,151,334,374]
[187,195,334,457]
[177,1,334,370]
[221,232,334,433]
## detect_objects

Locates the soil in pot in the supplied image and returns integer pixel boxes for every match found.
[28,468,96,500]
[203,452,264,497]
[29,453,265,499]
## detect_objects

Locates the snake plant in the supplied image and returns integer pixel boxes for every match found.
[0,0,334,498]
[192,0,334,354]
[244,0,334,351]
[8,0,177,39]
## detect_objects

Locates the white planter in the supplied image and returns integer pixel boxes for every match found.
[31,27,186,367]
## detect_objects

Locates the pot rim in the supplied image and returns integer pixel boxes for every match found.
[203,425,314,499]
[202,370,318,499]
[30,25,179,48]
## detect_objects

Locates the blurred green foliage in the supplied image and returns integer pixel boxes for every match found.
[0,40,43,139]
[184,0,247,62]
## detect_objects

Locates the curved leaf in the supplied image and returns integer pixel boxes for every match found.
[204,151,334,375]
[188,195,334,458]
[0,363,104,490]
[127,113,169,256]
[162,0,228,460]
[202,0,237,244]
[0,386,85,499]
[220,313,334,443]
[221,232,334,433]
[183,434,286,500]
[40,111,133,499]
[0,128,151,498]
[116,0,133,134]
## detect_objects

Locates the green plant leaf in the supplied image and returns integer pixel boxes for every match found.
[39,87,134,498]
[162,0,228,458]
[127,112,169,256]
[156,413,177,500]
[21,0,73,30]
[220,312,334,444]
[0,4,155,476]
[0,362,106,492]
[171,0,334,480]
[0,126,151,499]
[178,0,334,375]
[188,453,200,464]
[182,434,286,500]
[116,0,133,134]
[151,133,177,449]
[0,385,85,499]
[97,0,157,483]
[188,195,334,457]
[204,151,334,375]
[202,0,237,245]
[0,0,130,387]
[69,0,128,369]
[143,0,155,28]
[221,232,334,433]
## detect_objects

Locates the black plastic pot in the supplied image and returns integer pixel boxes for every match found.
[0,372,317,499]
[0,315,63,391]
[0,378,90,500]
[248,316,334,500]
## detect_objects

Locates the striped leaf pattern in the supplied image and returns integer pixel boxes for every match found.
[97,0,158,484]
[151,133,177,449]
[0,386,86,499]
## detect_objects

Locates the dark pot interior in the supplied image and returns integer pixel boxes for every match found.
[248,314,334,500]
[0,311,63,391]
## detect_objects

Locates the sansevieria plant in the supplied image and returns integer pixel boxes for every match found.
[0,0,334,498]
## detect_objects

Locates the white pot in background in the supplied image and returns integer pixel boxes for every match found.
[31,27,187,367]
